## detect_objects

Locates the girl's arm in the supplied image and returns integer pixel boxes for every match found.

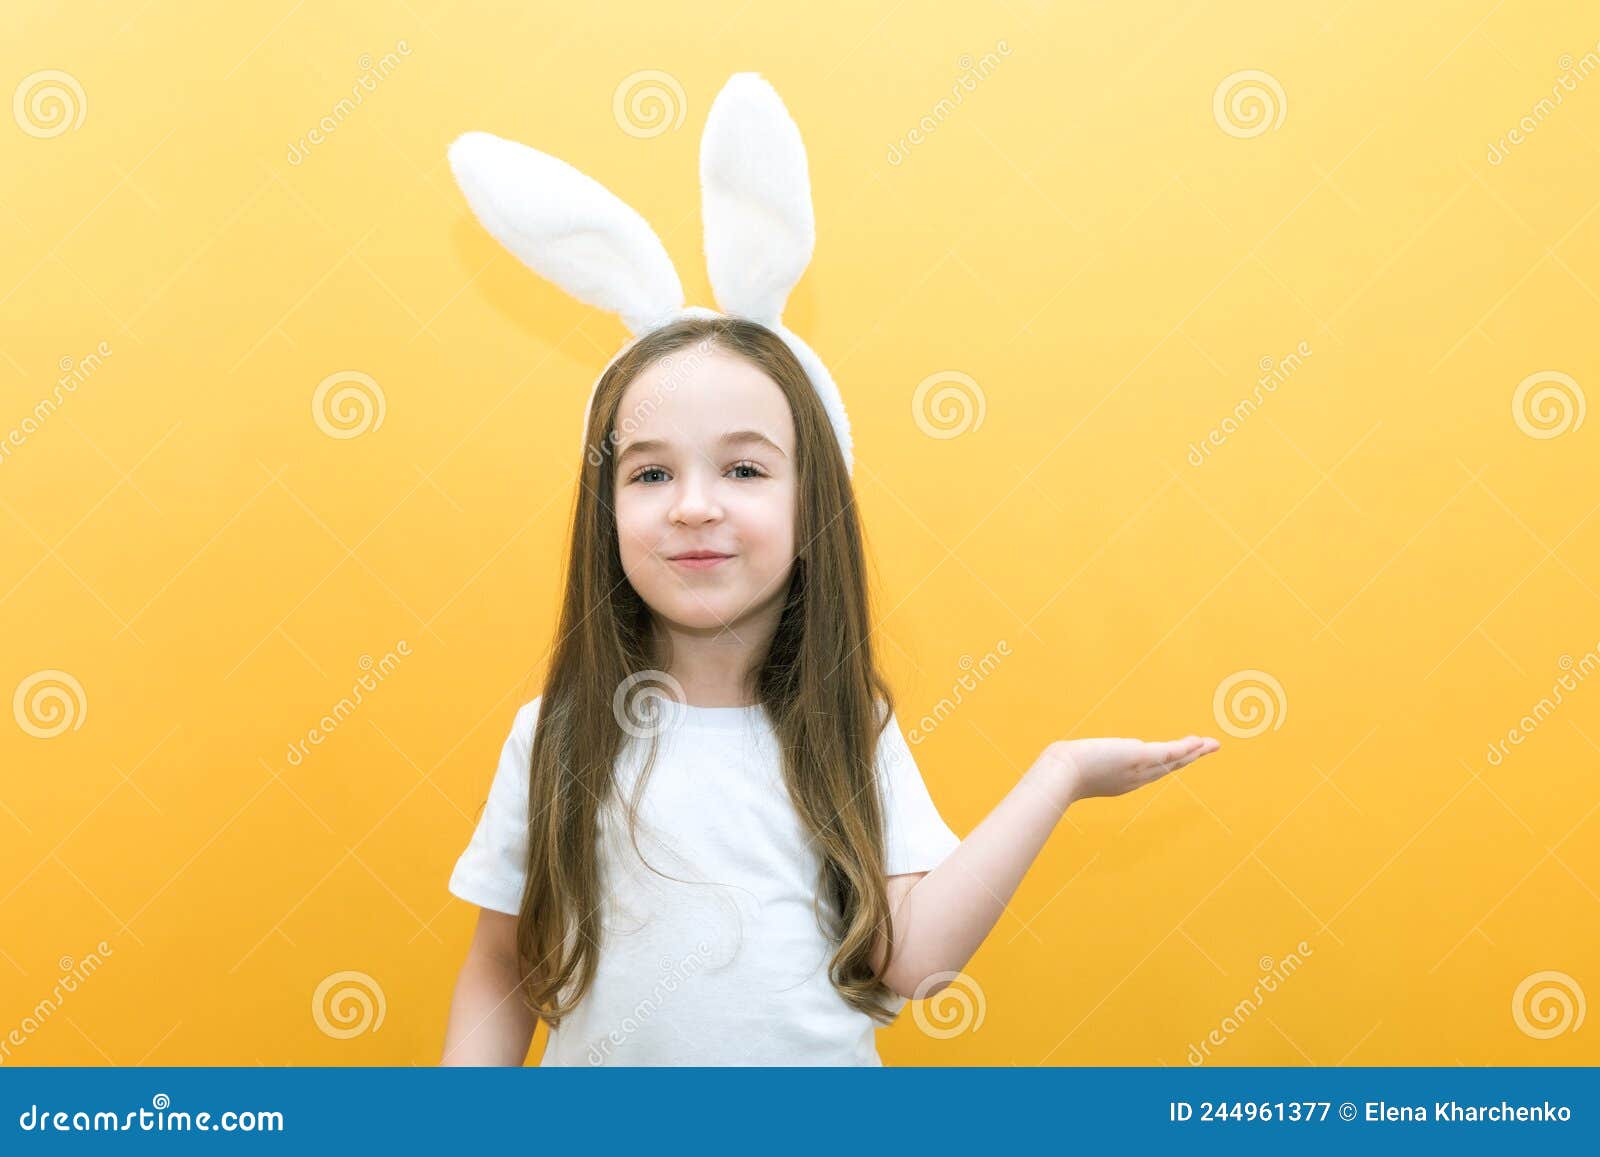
[873,735,1221,999]
[440,908,538,1065]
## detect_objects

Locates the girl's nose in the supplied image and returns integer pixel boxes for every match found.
[669,468,723,525]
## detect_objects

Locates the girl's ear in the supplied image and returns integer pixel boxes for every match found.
[699,73,816,325]
[448,130,686,335]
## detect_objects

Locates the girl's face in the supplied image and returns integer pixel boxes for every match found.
[610,348,798,634]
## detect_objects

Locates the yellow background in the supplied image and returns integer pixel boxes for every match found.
[2,0,1596,1065]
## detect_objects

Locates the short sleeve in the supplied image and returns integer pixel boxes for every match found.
[448,697,541,914]
[876,707,962,876]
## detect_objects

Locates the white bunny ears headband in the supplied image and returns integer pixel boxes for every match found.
[446,72,854,475]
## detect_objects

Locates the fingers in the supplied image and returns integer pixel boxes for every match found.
[1145,735,1222,772]
[1150,738,1198,764]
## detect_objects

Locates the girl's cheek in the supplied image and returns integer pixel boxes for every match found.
[614,492,657,531]
[613,514,652,557]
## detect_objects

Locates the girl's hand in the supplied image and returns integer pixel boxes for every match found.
[1035,735,1221,805]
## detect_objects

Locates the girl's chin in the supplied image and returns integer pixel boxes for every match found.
[643,590,738,622]
[665,599,743,626]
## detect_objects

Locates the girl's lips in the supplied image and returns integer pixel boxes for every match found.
[669,554,732,570]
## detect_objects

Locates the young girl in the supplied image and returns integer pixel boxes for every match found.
[437,76,1220,1067]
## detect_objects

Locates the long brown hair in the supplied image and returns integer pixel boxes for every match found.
[512,315,904,1028]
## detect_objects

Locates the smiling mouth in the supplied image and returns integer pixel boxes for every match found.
[668,553,733,570]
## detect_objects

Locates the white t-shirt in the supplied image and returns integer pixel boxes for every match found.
[448,696,963,1066]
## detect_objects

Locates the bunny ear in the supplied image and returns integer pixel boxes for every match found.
[448,130,685,335]
[700,73,816,324]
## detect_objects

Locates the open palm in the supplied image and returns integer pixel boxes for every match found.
[1042,735,1221,802]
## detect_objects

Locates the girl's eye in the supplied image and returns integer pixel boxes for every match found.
[626,461,768,485]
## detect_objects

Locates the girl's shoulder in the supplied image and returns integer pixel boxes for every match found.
[508,695,543,748]
[871,693,895,730]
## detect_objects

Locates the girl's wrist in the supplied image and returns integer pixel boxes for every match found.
[1020,753,1081,815]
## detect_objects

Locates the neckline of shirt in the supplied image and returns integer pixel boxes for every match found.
[671,702,766,732]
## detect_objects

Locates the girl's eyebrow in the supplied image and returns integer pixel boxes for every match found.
[615,429,788,465]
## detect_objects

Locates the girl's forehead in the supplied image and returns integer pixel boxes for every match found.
[617,350,795,443]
